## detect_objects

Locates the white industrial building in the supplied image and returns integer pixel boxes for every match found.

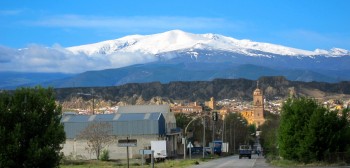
[61,105,181,160]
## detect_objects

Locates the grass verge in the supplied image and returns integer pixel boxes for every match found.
[270,159,348,167]
[61,158,211,168]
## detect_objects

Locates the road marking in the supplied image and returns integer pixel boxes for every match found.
[251,158,257,168]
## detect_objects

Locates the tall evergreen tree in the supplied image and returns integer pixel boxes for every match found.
[278,97,350,163]
[0,87,66,168]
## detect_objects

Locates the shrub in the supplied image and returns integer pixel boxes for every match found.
[99,149,110,161]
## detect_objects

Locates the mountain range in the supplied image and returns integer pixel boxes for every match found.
[54,76,350,104]
[1,30,350,89]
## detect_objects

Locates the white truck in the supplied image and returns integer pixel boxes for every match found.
[151,140,167,160]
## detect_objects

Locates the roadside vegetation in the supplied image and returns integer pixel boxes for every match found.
[61,158,209,168]
[260,97,350,166]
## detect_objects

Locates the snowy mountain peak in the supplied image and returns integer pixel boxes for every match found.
[67,30,349,57]
[330,48,350,56]
[314,48,350,56]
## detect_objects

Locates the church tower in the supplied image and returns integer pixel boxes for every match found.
[253,81,265,127]
[205,97,216,110]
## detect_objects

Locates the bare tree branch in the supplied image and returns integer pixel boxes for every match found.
[77,122,115,159]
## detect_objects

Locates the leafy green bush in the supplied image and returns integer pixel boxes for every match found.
[99,149,109,161]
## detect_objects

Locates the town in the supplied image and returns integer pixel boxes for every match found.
[1,1,350,167]
[59,82,350,162]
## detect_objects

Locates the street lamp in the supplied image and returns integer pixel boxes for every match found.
[184,114,209,160]
[184,117,198,159]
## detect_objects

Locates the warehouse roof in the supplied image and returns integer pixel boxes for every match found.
[117,105,176,133]
[61,112,162,123]
[61,112,166,139]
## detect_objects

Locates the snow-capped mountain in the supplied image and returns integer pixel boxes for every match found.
[1,30,350,89]
[67,29,349,57]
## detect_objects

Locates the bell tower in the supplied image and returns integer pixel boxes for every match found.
[253,81,265,127]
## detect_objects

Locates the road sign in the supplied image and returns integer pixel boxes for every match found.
[118,139,137,147]
[139,149,153,155]
[187,142,193,148]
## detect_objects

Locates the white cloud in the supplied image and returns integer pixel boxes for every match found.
[0,44,159,73]
[0,45,15,63]
[0,14,246,73]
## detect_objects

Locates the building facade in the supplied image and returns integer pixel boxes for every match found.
[170,102,203,114]
[61,105,181,160]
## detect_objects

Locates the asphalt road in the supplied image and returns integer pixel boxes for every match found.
[190,154,274,168]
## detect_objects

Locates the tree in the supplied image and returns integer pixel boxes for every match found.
[174,113,193,129]
[77,122,115,160]
[0,87,66,168]
[278,97,350,163]
[174,112,204,144]
[300,107,350,162]
[259,111,280,159]
[278,97,318,161]
[223,113,249,153]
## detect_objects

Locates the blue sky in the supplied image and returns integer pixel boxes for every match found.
[1,0,349,50]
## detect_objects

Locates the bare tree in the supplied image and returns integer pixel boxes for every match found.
[78,122,115,159]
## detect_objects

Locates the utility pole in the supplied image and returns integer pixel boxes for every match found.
[233,117,241,155]
[202,117,206,158]
[230,121,232,154]
[224,116,227,143]
[92,90,95,115]
[233,120,236,155]
[222,114,225,142]
[212,117,215,154]
[77,89,95,115]
[212,111,218,142]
